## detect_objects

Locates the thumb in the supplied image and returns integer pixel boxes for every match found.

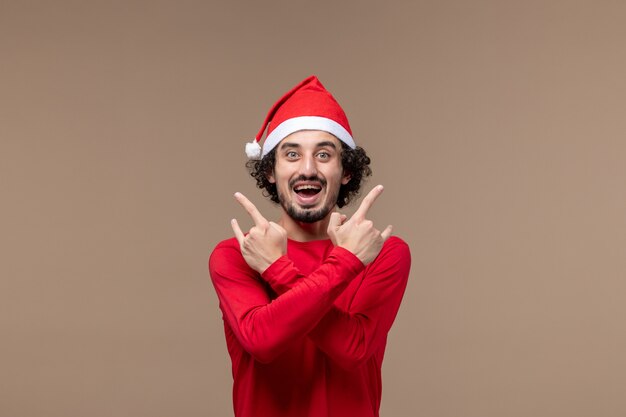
[381,225,393,242]
[327,212,342,233]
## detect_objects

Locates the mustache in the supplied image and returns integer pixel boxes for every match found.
[289,175,327,188]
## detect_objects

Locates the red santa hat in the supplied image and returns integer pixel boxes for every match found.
[245,75,356,159]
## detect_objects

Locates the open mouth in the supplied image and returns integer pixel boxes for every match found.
[292,182,323,206]
[293,184,322,197]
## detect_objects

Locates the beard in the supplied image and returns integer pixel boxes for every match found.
[278,176,339,224]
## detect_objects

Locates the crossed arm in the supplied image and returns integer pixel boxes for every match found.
[260,238,410,369]
[210,242,367,364]
[209,186,410,368]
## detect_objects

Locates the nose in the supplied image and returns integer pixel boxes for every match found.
[299,153,318,178]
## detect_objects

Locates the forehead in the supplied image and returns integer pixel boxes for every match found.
[278,130,341,149]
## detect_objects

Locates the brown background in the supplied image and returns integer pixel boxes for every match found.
[2,1,626,416]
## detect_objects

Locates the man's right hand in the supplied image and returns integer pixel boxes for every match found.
[231,192,287,274]
[327,185,392,265]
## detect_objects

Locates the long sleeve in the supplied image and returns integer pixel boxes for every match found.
[261,236,411,370]
[209,238,365,364]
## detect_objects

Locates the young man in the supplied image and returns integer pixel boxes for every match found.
[209,76,411,417]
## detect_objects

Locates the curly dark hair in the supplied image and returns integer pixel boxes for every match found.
[246,141,372,208]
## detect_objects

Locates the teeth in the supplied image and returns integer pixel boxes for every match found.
[295,185,321,191]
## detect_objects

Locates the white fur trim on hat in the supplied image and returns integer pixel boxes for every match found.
[262,116,356,157]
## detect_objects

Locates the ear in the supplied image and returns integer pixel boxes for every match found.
[267,171,276,184]
[341,172,351,185]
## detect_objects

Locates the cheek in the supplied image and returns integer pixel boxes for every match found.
[272,161,292,183]
[324,164,346,184]
[271,171,291,191]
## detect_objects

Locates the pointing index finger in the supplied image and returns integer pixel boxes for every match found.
[234,192,269,228]
[353,185,384,221]
[231,218,245,245]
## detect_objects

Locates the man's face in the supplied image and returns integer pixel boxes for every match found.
[268,130,351,223]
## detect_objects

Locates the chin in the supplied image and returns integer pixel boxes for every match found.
[283,201,333,224]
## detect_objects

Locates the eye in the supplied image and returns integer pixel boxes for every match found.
[317,151,330,160]
[285,151,299,159]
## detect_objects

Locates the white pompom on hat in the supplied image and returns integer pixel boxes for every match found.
[246,75,356,159]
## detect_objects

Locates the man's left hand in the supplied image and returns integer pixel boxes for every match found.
[231,192,287,274]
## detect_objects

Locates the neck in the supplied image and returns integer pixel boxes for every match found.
[278,210,333,242]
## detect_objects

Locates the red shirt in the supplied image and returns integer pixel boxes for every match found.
[209,236,410,417]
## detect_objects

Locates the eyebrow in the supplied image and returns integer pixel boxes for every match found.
[279,141,337,150]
